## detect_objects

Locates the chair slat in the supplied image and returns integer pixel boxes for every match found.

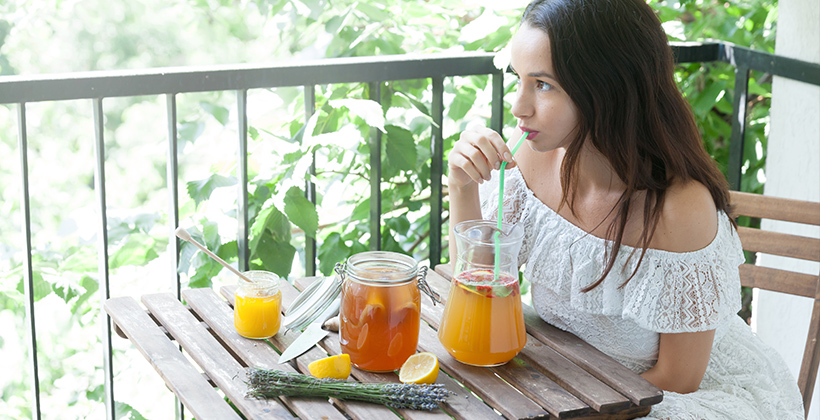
[737,226,820,262]
[730,191,820,417]
[739,265,818,298]
[731,191,820,226]
[799,298,820,418]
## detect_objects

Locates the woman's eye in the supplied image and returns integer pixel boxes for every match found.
[536,80,552,91]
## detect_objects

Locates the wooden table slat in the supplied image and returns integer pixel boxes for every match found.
[522,306,663,407]
[494,358,589,419]
[434,264,664,408]
[103,297,241,420]
[140,293,294,420]
[182,287,352,420]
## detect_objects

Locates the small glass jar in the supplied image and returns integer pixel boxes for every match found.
[234,271,282,339]
[339,251,434,372]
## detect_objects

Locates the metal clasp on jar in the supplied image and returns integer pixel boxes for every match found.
[416,266,441,306]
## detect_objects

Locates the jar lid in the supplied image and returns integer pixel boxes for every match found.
[282,274,342,332]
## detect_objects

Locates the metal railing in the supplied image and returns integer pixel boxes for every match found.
[1,42,818,419]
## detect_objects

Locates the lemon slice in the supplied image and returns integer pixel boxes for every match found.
[398,352,439,384]
[308,354,352,380]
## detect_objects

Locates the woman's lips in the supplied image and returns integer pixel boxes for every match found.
[520,127,538,140]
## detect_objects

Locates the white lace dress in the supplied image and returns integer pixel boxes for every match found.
[479,167,804,420]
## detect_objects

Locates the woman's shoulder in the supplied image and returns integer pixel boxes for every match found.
[649,179,719,253]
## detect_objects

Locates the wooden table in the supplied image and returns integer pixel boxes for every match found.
[105,265,663,419]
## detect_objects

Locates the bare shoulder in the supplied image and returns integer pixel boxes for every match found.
[650,180,719,253]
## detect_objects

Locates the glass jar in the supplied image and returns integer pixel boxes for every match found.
[339,251,435,372]
[438,220,526,366]
[234,271,282,339]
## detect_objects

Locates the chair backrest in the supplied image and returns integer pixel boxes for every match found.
[730,191,820,417]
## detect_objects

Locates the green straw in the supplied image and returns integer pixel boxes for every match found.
[494,131,529,280]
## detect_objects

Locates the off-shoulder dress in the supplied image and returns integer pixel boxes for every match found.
[479,167,804,419]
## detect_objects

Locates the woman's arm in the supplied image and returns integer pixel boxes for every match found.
[641,330,715,394]
[447,125,514,263]
[641,179,721,393]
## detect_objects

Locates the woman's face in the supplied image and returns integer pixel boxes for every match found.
[510,23,581,153]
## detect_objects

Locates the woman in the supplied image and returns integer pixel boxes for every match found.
[447,0,804,418]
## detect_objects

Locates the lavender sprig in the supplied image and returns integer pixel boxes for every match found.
[246,368,452,410]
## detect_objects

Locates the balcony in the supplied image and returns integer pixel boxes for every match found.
[1,42,818,419]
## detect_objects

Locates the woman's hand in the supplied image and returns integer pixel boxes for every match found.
[448,126,516,190]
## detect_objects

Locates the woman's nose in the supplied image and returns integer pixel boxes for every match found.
[511,89,533,120]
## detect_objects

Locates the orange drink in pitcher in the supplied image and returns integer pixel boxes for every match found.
[438,269,525,366]
[438,220,526,366]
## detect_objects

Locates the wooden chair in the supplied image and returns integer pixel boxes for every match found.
[730,191,820,417]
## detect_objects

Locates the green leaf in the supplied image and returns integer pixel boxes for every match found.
[16,272,51,302]
[284,186,319,238]
[448,86,477,121]
[178,121,205,147]
[692,80,727,116]
[317,232,351,275]
[199,102,230,125]
[328,98,386,132]
[187,174,237,208]
[256,235,296,278]
[385,215,411,236]
[115,401,149,420]
[110,235,159,268]
[52,274,82,303]
[385,125,417,172]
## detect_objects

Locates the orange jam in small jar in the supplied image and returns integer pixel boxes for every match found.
[234,271,282,339]
[339,252,437,372]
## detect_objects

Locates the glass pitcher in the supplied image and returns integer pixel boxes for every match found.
[437,220,526,366]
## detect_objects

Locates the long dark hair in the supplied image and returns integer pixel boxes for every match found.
[521,0,733,291]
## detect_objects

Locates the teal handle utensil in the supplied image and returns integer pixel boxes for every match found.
[494,131,529,279]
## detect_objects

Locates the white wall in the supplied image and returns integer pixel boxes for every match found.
[751,0,820,418]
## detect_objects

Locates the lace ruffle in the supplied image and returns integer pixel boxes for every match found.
[480,167,746,334]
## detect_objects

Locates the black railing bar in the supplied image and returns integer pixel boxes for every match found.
[166,94,181,301]
[18,102,42,420]
[670,42,723,64]
[305,85,317,275]
[237,90,250,272]
[165,93,185,420]
[0,52,499,104]
[368,82,382,251]
[490,70,505,134]
[720,43,820,86]
[727,66,751,192]
[430,77,445,266]
[92,98,115,420]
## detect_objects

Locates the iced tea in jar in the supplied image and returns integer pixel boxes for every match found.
[339,251,432,372]
[438,220,526,366]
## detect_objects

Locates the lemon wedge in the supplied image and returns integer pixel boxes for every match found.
[398,352,439,384]
[308,354,351,380]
